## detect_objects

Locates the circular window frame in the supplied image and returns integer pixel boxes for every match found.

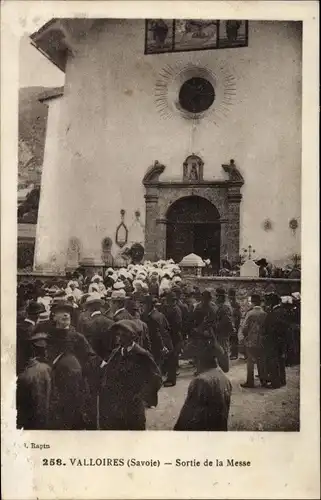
[168,66,217,120]
[178,77,215,114]
[155,62,236,124]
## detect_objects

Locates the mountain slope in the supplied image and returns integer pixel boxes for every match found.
[18,86,62,188]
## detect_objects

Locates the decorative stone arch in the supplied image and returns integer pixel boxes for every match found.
[143,159,244,265]
[166,195,222,266]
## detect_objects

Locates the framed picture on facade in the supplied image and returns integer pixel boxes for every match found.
[174,19,219,52]
[145,19,174,54]
[218,20,249,48]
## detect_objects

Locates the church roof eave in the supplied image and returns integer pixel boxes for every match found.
[30,18,102,73]
[30,19,70,72]
[38,87,65,103]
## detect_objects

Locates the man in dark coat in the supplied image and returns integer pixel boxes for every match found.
[174,338,232,431]
[183,286,198,338]
[190,290,218,375]
[142,295,172,368]
[228,288,241,360]
[161,292,182,387]
[110,291,134,321]
[17,332,52,430]
[291,292,301,365]
[256,258,270,277]
[46,299,103,429]
[99,320,162,430]
[172,284,191,369]
[148,273,160,298]
[17,300,46,374]
[78,294,115,359]
[215,288,234,373]
[239,294,268,388]
[264,293,287,388]
[126,299,151,352]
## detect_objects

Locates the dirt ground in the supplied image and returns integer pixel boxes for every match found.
[146,359,300,431]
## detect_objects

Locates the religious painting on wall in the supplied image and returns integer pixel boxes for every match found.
[145,19,174,54]
[145,19,248,54]
[174,20,219,52]
[218,20,248,48]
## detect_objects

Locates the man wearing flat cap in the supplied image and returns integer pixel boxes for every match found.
[99,320,162,430]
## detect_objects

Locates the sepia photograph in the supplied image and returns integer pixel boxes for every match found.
[2,1,320,499]
[15,17,303,433]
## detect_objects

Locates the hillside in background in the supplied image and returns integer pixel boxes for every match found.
[18,86,62,189]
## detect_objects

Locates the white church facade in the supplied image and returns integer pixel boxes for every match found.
[30,19,302,273]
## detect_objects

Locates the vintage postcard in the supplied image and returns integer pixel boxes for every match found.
[1,1,319,499]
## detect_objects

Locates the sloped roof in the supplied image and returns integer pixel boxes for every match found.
[30,19,68,72]
[39,87,64,102]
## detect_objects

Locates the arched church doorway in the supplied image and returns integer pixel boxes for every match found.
[166,196,221,270]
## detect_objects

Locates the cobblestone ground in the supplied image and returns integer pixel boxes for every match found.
[146,359,300,431]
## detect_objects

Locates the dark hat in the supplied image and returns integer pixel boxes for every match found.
[201,289,212,299]
[264,290,279,298]
[256,258,268,267]
[228,288,236,298]
[110,319,138,337]
[26,301,46,316]
[264,292,280,306]
[79,293,91,306]
[29,332,48,347]
[198,336,226,371]
[216,287,226,297]
[265,284,277,295]
[250,293,262,304]
[50,299,74,313]
[85,294,104,307]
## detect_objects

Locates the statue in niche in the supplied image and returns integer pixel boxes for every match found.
[66,237,81,269]
[189,162,199,180]
[183,154,204,182]
[101,237,114,266]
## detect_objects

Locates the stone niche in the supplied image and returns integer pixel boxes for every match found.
[143,159,244,266]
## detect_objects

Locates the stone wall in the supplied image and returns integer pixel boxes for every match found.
[183,276,300,318]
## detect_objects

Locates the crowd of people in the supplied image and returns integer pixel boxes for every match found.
[16,259,301,431]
